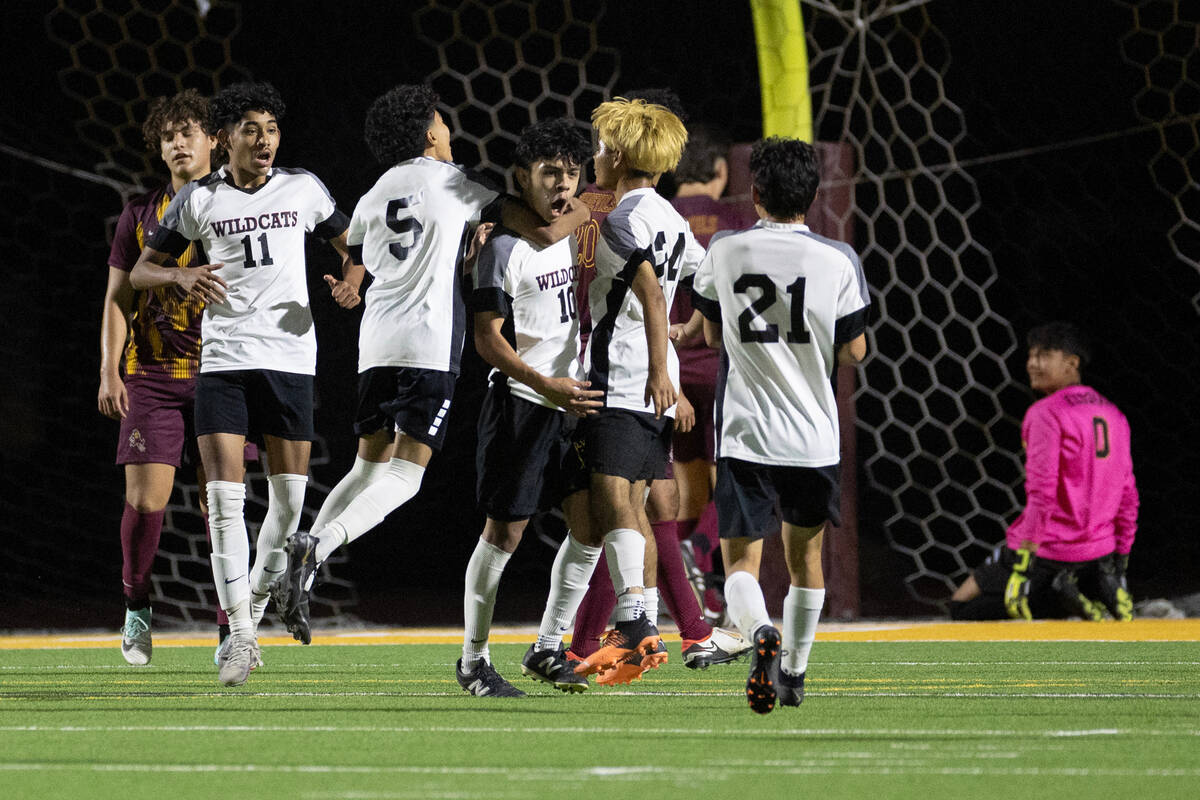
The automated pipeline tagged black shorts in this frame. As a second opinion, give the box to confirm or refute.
[715,457,840,540]
[194,369,313,440]
[580,407,672,483]
[355,366,457,451]
[475,383,587,521]
[968,547,1118,619]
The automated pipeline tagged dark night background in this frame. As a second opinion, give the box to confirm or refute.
[1,1,1197,630]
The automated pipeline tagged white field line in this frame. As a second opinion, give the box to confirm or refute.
[2,724,1199,737]
[6,660,1200,671]
[0,762,1198,779]
[1,689,1197,699]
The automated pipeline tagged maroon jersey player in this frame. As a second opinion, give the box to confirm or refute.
[99,89,219,665]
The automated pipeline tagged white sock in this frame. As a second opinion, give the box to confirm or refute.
[207,480,252,637]
[250,474,308,607]
[604,528,645,622]
[724,570,771,641]
[643,587,659,623]
[535,533,602,652]
[462,538,513,666]
[313,457,425,562]
[311,455,389,534]
[782,586,825,676]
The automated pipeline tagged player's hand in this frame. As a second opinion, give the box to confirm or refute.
[97,372,128,420]
[464,222,494,272]
[1004,547,1034,620]
[324,274,361,309]
[538,377,604,417]
[644,369,677,419]
[669,322,686,344]
[177,263,226,303]
[1097,552,1134,621]
[674,389,695,433]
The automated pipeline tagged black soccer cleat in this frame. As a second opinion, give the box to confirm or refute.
[269,531,319,645]
[521,645,589,693]
[456,658,526,698]
[776,668,806,707]
[746,624,781,714]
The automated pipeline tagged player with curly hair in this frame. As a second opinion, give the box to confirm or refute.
[100,88,222,666]
[269,85,588,649]
[690,136,869,713]
[131,81,363,687]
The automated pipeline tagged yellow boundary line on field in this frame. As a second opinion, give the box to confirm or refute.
[1,618,1197,650]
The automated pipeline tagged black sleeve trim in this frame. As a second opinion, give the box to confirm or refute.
[692,288,720,321]
[480,195,506,224]
[834,306,869,344]
[313,209,350,241]
[468,287,513,317]
[146,227,192,259]
[348,243,364,265]
[618,246,656,284]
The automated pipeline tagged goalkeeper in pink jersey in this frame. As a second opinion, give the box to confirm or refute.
[950,322,1138,621]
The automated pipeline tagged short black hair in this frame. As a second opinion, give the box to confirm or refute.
[210,82,285,131]
[514,119,591,170]
[142,88,213,151]
[364,84,440,166]
[749,137,819,219]
[673,122,731,184]
[622,87,688,124]
[1027,321,1091,368]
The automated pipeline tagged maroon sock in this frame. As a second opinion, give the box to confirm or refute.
[121,503,164,607]
[695,502,725,614]
[652,520,711,642]
[677,517,699,542]
[570,550,615,658]
[202,511,230,626]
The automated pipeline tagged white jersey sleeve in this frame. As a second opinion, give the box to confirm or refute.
[352,157,502,374]
[696,220,869,466]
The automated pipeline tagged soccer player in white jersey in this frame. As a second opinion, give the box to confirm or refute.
[269,85,588,645]
[131,82,363,687]
[569,98,706,681]
[455,119,601,697]
[690,137,869,714]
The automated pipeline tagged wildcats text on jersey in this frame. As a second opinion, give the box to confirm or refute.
[534,265,579,291]
[211,211,301,236]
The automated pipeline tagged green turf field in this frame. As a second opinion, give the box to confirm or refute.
[2,637,1198,799]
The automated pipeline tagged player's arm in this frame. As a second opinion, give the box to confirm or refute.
[323,230,365,310]
[669,308,705,346]
[702,316,722,349]
[837,333,867,365]
[501,196,590,248]
[630,260,676,417]
[674,387,695,433]
[130,246,226,303]
[98,267,134,420]
[473,311,602,417]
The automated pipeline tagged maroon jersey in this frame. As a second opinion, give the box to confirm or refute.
[670,194,755,385]
[572,184,617,357]
[108,184,205,380]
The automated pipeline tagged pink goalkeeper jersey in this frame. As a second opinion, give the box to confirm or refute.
[1005,384,1138,562]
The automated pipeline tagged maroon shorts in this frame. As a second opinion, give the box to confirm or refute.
[116,374,196,467]
[673,378,716,463]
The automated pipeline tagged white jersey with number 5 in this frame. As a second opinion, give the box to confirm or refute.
[348,157,500,374]
[151,165,347,375]
[692,220,870,467]
[584,187,704,415]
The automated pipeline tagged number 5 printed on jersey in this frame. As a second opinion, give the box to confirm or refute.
[386,193,425,261]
